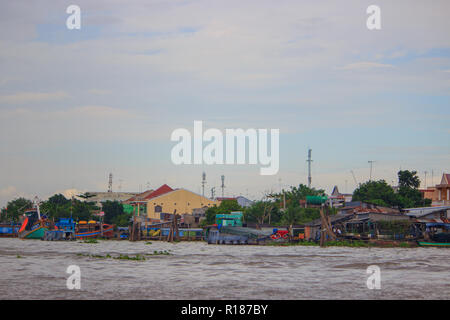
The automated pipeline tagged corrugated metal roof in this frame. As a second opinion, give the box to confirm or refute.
[405,206,450,217]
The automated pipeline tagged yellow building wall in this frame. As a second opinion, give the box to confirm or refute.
[147,189,220,219]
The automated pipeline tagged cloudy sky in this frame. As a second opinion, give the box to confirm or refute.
[0,0,449,206]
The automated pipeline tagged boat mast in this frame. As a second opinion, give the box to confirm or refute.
[34,196,41,220]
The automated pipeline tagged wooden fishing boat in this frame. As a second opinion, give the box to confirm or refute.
[18,202,52,239]
[75,220,114,239]
[418,241,450,247]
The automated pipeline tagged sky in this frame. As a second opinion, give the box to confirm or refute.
[0,0,449,206]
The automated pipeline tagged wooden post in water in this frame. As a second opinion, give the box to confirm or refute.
[320,206,336,247]
[167,210,179,243]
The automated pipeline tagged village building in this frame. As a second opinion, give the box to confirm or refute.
[216,196,254,208]
[419,173,450,206]
[435,174,450,206]
[146,187,220,220]
[404,206,450,221]
[329,186,353,207]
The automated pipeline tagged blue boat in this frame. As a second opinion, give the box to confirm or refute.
[0,223,20,237]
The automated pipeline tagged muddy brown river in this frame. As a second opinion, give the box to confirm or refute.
[0,238,449,299]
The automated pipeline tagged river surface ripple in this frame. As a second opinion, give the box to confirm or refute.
[0,238,449,299]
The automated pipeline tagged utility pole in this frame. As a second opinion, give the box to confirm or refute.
[432,170,434,186]
[307,149,313,188]
[368,161,375,181]
[210,187,215,200]
[424,171,428,188]
[202,172,206,197]
[351,170,359,187]
[221,175,225,198]
[108,173,113,193]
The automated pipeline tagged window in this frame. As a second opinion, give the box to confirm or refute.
[155,205,162,213]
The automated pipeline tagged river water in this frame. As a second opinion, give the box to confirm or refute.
[0,238,448,299]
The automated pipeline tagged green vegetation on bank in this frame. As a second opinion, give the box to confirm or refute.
[202,184,329,227]
[76,250,172,261]
[81,238,98,244]
[0,193,131,227]
[352,170,431,209]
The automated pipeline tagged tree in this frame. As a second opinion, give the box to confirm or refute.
[71,200,95,221]
[398,170,420,189]
[243,201,275,225]
[397,170,431,208]
[102,201,125,224]
[352,171,431,209]
[111,214,131,227]
[270,184,325,208]
[40,194,72,219]
[352,180,398,207]
[204,200,243,225]
[2,198,33,222]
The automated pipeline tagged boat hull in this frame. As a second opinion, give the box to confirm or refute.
[75,227,114,239]
[21,226,49,239]
[418,241,450,247]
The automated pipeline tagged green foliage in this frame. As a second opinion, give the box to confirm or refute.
[102,200,125,224]
[352,171,430,209]
[241,184,329,226]
[279,206,336,226]
[111,213,130,227]
[271,184,325,207]
[82,238,98,244]
[205,200,243,224]
[352,180,398,207]
[398,170,420,189]
[38,194,99,221]
[2,198,33,222]
[243,201,277,225]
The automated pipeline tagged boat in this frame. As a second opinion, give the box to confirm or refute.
[18,206,52,239]
[418,241,450,247]
[0,223,20,237]
[206,225,274,245]
[75,220,114,239]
